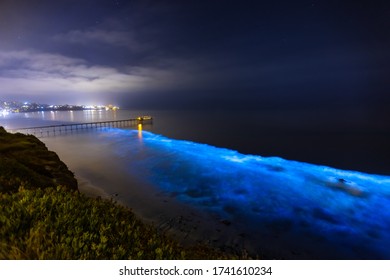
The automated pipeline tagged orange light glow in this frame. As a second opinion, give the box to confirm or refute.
[138,123,143,139]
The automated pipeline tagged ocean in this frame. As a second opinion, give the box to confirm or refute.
[1,109,390,259]
[3,108,389,174]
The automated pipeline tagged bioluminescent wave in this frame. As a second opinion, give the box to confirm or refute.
[103,128,390,259]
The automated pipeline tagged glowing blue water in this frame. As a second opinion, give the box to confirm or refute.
[105,128,390,259]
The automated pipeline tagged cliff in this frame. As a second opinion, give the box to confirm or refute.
[0,126,78,193]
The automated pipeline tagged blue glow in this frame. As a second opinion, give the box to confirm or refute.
[104,128,390,259]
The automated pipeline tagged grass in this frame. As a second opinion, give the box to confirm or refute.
[0,186,232,259]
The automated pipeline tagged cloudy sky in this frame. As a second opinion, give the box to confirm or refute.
[0,0,389,113]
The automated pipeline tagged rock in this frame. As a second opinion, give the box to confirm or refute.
[325,178,367,198]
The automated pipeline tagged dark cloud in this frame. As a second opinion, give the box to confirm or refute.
[0,50,159,104]
[0,0,389,115]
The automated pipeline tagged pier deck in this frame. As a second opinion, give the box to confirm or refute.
[9,117,152,137]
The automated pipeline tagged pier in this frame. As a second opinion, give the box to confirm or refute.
[9,117,152,138]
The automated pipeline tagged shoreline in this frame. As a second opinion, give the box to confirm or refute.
[72,168,253,255]
[0,127,241,259]
[40,132,267,256]
[76,175,111,199]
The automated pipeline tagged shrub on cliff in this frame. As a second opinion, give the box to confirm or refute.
[0,187,179,259]
[0,187,228,259]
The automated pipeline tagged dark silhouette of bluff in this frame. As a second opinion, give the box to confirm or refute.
[0,126,78,193]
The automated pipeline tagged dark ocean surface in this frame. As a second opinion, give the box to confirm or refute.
[2,109,389,175]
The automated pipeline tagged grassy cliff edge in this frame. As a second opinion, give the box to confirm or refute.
[0,127,78,193]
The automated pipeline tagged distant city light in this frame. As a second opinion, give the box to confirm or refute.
[0,100,120,114]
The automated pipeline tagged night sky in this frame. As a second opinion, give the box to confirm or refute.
[0,0,389,115]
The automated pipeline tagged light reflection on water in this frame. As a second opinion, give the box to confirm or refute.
[138,123,143,140]
[0,110,129,129]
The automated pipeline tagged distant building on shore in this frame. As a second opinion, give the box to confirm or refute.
[0,100,120,114]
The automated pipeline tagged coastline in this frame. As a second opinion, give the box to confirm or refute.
[39,130,262,255]
[70,163,253,254]
[76,175,111,199]
[65,164,358,259]
[0,127,237,259]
